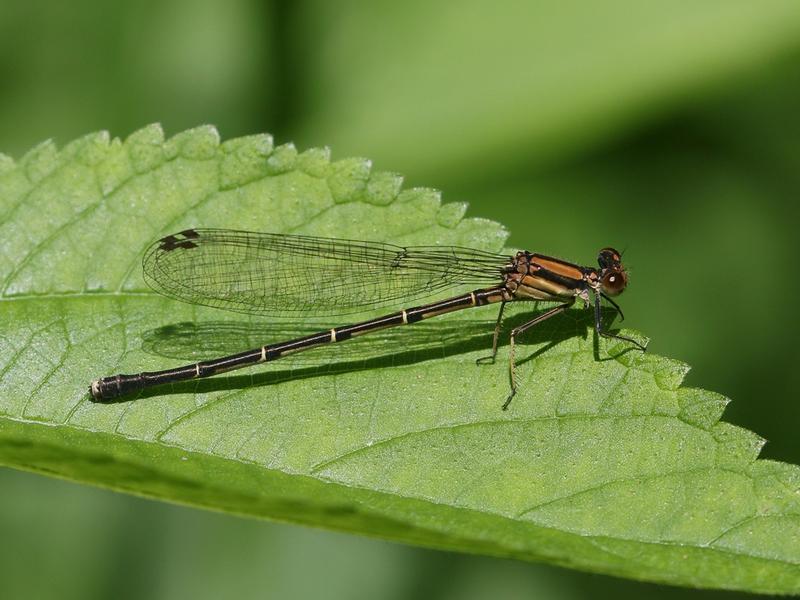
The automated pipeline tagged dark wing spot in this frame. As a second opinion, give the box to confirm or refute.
[159,229,200,251]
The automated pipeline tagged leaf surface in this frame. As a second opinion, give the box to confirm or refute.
[0,126,798,593]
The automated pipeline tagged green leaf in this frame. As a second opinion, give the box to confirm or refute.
[1,125,798,594]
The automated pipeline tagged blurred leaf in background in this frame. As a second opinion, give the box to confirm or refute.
[2,0,800,598]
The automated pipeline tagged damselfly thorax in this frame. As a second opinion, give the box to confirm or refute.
[505,248,626,304]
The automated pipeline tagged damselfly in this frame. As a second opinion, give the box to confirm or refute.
[90,229,645,407]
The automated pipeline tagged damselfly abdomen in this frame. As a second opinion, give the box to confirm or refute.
[90,229,645,408]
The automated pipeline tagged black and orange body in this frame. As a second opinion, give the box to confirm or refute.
[90,229,644,405]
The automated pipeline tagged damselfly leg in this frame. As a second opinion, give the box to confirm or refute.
[475,301,507,366]
[593,292,646,351]
[503,300,575,410]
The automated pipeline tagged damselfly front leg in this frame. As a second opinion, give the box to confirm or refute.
[593,291,646,351]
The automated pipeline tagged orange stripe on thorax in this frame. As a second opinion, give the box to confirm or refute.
[530,254,585,280]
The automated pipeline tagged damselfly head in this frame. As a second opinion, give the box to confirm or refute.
[597,247,628,296]
[597,247,622,269]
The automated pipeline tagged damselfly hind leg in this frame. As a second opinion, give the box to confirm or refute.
[502,301,574,410]
[476,301,506,365]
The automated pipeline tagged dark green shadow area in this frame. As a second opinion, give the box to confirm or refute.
[126,306,632,402]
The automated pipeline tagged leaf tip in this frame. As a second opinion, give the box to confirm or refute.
[164,125,220,161]
[126,123,166,145]
[436,202,468,228]
[125,123,167,173]
[296,146,332,178]
[397,186,441,207]
[751,460,800,513]
[712,422,766,467]
[364,171,403,206]
[219,134,275,189]
[220,133,274,156]
[327,157,372,203]
[265,143,298,175]
[677,387,729,429]
[61,130,111,167]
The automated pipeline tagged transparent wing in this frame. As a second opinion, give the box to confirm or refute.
[142,228,509,317]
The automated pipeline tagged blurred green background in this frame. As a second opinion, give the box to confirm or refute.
[2,1,799,598]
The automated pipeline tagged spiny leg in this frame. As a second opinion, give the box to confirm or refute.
[503,301,574,410]
[476,301,507,365]
[594,291,646,351]
[601,292,625,321]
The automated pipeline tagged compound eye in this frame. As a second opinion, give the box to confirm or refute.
[598,247,622,269]
[602,271,627,296]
